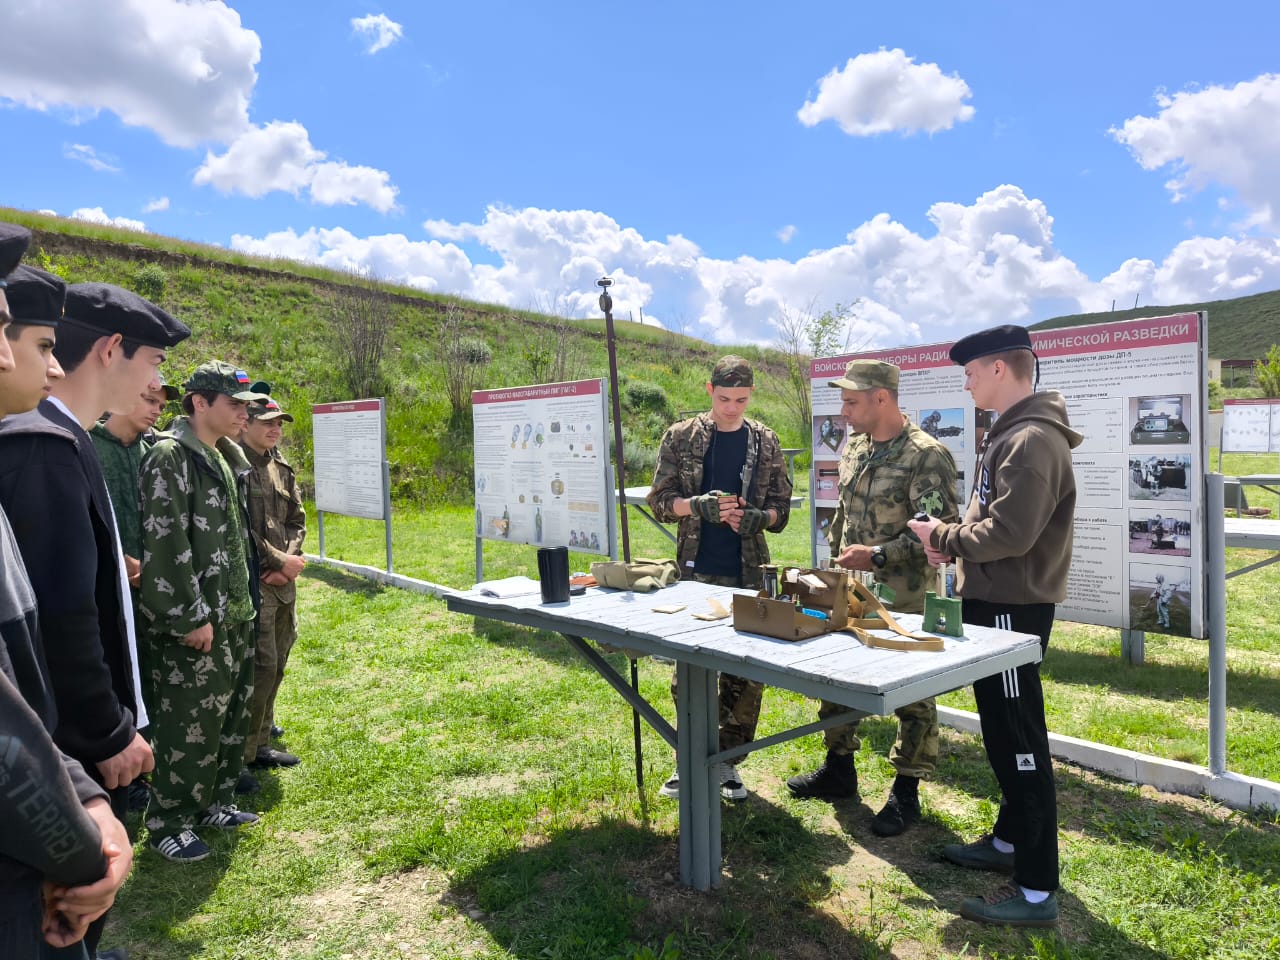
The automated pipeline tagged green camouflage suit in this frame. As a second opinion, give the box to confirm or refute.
[823,416,958,775]
[647,412,792,752]
[242,443,306,761]
[138,417,258,835]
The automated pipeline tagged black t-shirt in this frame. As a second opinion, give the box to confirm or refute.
[695,426,747,577]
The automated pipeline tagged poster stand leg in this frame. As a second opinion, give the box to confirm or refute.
[1207,474,1227,775]
[317,511,325,559]
[1120,629,1145,665]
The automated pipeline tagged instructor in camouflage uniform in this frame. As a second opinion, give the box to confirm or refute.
[647,356,792,800]
[786,360,958,838]
[240,394,306,771]
[138,362,268,863]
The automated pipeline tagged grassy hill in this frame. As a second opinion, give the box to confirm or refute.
[1031,289,1280,360]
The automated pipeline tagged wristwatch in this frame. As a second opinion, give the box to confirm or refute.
[870,545,887,569]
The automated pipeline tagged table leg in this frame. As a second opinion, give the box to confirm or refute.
[676,659,721,890]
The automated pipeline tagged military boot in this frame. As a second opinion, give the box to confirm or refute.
[786,750,858,800]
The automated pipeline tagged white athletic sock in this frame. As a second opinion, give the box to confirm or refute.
[1020,886,1051,903]
[992,836,1015,854]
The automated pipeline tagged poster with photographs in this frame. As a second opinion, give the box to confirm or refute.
[809,312,1207,637]
[472,379,615,555]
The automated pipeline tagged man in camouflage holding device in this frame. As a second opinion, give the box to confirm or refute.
[786,359,958,838]
[647,355,793,800]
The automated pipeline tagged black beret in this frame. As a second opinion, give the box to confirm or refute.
[0,222,32,282]
[62,282,191,348]
[949,324,1034,366]
[5,265,65,327]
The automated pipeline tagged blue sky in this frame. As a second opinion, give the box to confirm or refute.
[4,1,1280,348]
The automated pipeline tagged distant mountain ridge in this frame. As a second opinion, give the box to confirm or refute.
[1031,289,1280,360]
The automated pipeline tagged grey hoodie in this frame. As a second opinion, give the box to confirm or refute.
[932,390,1083,605]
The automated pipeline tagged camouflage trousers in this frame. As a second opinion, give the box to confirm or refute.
[819,697,939,778]
[142,619,255,837]
[670,572,764,755]
[244,593,298,761]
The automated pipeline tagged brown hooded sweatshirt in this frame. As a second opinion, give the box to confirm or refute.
[932,390,1083,605]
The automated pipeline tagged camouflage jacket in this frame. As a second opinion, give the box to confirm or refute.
[244,444,306,604]
[90,423,154,560]
[647,413,792,587]
[829,416,958,613]
[138,417,259,638]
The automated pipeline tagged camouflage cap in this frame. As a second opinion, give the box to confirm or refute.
[248,396,294,423]
[184,361,271,402]
[828,359,899,392]
[155,372,180,402]
[710,355,753,387]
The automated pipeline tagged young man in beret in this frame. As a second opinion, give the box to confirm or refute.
[647,355,793,800]
[910,324,1081,928]
[787,359,958,838]
[138,362,267,862]
[0,224,133,958]
[239,394,307,772]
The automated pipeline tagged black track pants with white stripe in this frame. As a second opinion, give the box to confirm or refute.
[963,598,1059,892]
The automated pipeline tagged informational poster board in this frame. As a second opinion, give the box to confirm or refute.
[472,379,615,555]
[312,398,389,520]
[1222,398,1280,452]
[810,313,1208,638]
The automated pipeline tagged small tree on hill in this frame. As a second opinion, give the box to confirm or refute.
[772,299,863,436]
[1255,344,1280,398]
[327,284,391,399]
[441,301,492,418]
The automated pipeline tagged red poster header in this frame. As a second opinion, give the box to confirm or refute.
[472,378,602,405]
[811,312,1201,378]
[313,399,383,415]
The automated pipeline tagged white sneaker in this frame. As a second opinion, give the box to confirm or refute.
[718,762,747,801]
[659,769,680,799]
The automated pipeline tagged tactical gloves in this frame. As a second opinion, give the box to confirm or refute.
[689,492,726,524]
[737,505,768,535]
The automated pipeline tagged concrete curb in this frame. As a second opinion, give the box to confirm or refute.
[938,706,1280,812]
[304,554,456,600]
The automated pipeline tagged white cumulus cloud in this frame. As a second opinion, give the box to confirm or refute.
[71,207,146,232]
[195,121,399,212]
[1111,74,1280,230]
[798,48,975,137]
[231,187,1111,348]
[351,13,404,54]
[777,225,797,244]
[143,197,170,213]
[0,0,259,148]
[63,143,120,173]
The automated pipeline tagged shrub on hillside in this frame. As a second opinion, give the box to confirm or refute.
[134,263,168,301]
[624,381,670,417]
[1208,379,1223,409]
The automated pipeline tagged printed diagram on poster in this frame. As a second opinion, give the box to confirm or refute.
[312,399,387,520]
[472,379,613,553]
[809,312,1208,638]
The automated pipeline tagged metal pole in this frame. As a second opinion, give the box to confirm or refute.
[598,277,644,794]
[1206,473,1228,775]
[318,510,326,558]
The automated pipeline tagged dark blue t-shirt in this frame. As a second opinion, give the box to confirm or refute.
[695,426,747,578]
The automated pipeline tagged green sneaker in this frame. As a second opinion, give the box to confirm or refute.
[959,884,1058,928]
[942,833,1015,873]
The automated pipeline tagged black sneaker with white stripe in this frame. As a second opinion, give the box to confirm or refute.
[151,829,211,863]
[197,804,260,829]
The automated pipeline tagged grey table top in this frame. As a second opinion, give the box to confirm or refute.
[447,580,1042,714]
[1224,517,1280,549]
